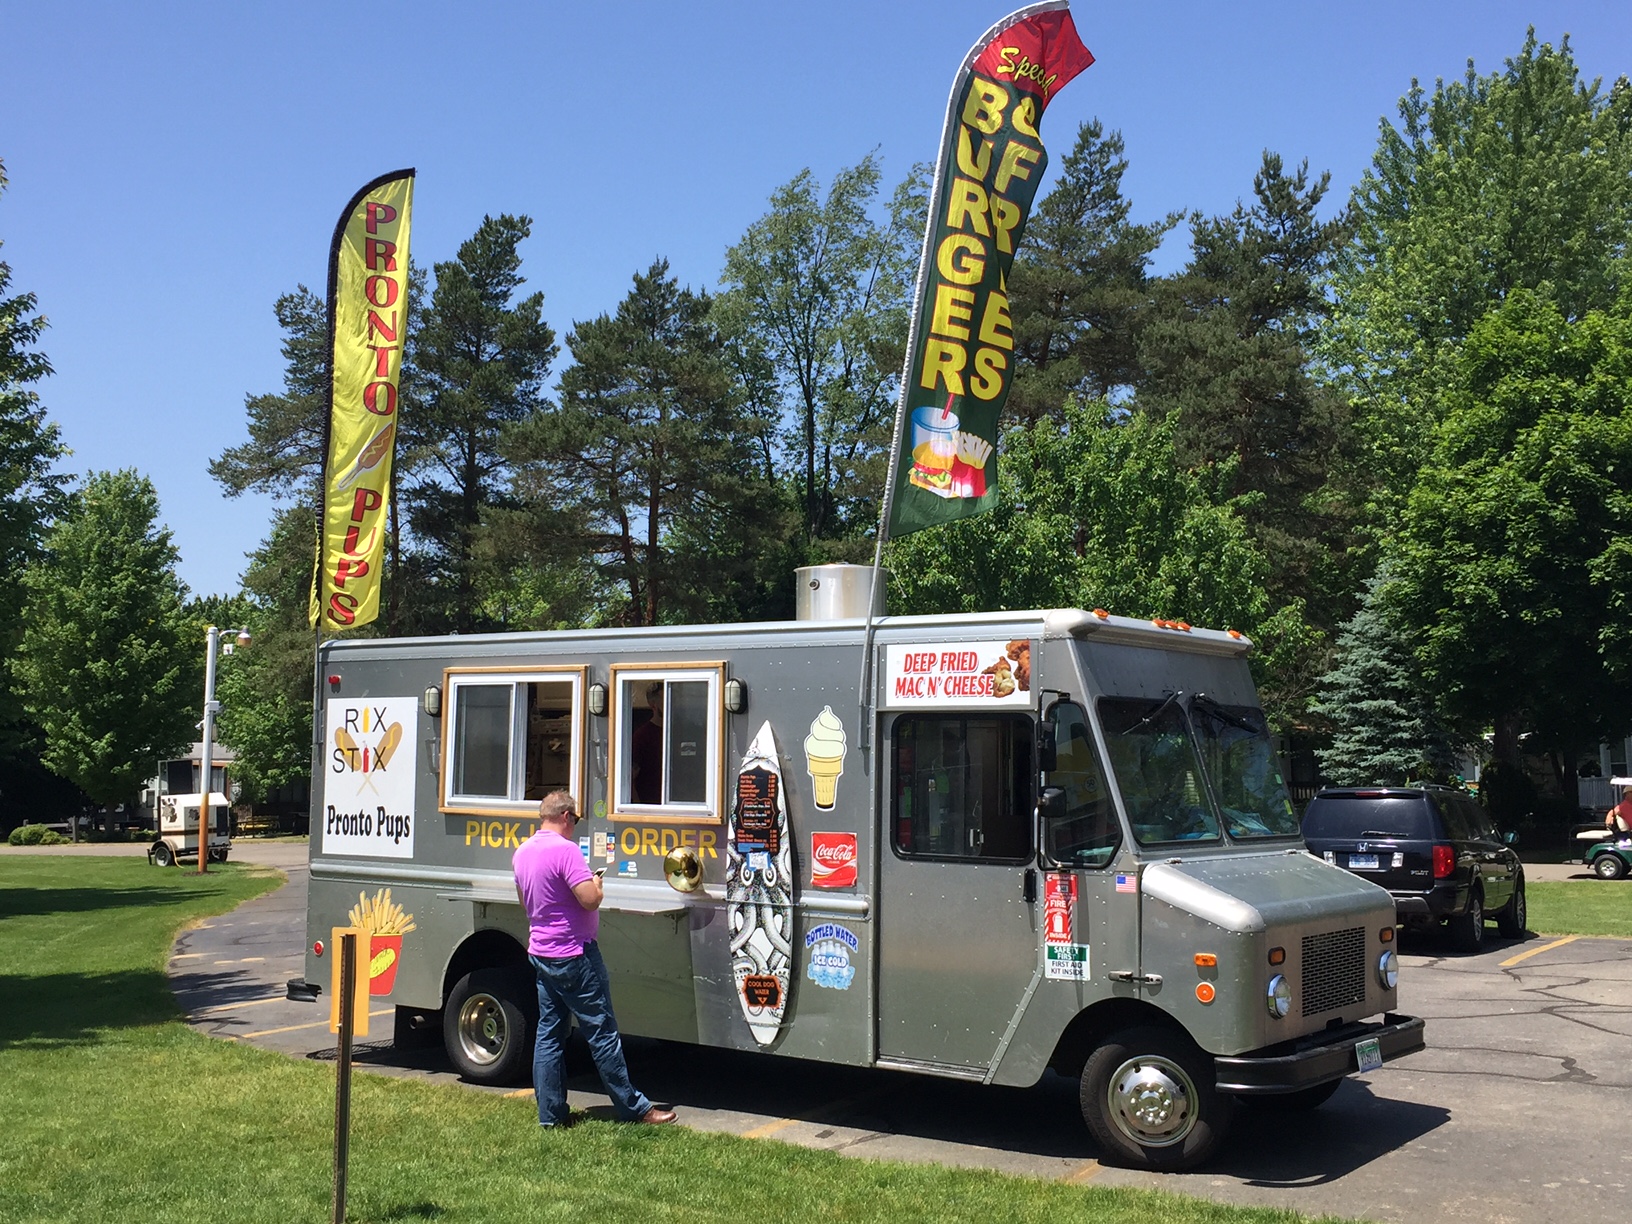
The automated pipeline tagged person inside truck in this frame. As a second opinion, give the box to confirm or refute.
[513,791,676,1128]
[631,682,664,804]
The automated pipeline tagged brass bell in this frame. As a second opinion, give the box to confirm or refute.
[663,845,703,893]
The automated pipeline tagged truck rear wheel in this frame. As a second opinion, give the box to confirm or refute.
[1080,1025,1235,1170]
[152,841,174,868]
[443,967,534,1086]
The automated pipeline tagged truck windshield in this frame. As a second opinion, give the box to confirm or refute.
[1187,696,1301,839]
[1098,696,1221,845]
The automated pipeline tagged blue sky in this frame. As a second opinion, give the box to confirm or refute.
[3,1,1628,598]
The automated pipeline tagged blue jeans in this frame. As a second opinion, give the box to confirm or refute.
[530,940,651,1126]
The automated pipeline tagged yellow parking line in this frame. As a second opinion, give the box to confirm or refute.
[1063,1160,1103,1183]
[1499,934,1578,968]
[190,996,290,1016]
[742,1117,798,1139]
[501,1088,534,1099]
[236,1008,392,1039]
[740,1088,890,1140]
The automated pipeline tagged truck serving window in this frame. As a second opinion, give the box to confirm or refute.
[441,669,585,814]
[1042,701,1121,868]
[1098,696,1221,846]
[891,714,1032,861]
[1187,697,1301,839]
[609,663,723,822]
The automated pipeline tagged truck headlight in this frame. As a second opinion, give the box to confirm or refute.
[1377,949,1399,990]
[1266,974,1291,1019]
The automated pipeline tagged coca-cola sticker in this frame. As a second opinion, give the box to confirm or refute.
[810,832,858,889]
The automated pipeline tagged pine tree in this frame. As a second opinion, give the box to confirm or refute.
[403,215,557,632]
[1312,568,1462,786]
[509,259,788,626]
[1007,119,1178,421]
[0,158,69,761]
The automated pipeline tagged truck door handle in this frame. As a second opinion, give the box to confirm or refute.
[1023,868,1038,903]
[1108,971,1163,986]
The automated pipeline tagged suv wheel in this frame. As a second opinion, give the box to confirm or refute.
[1450,890,1485,953]
[1496,876,1527,938]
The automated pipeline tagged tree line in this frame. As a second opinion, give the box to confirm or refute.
[3,32,1630,831]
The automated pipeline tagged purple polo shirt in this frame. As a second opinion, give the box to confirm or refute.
[513,828,597,958]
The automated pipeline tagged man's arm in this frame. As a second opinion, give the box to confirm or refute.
[571,873,604,911]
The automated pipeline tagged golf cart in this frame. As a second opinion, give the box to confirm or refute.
[1576,776,1632,880]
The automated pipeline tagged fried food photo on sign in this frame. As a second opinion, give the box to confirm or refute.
[982,656,1016,698]
[1005,640,1032,691]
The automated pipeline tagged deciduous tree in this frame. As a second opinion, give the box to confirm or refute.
[716,156,926,555]
[12,471,195,810]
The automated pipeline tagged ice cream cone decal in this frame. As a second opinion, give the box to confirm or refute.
[804,706,847,811]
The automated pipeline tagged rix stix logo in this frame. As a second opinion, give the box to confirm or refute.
[331,704,403,787]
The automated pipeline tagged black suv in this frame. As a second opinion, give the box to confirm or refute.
[1301,786,1525,952]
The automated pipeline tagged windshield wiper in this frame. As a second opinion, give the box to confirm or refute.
[1189,692,1261,735]
[1121,690,1184,736]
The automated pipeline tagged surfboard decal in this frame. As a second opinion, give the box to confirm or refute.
[726,721,794,1046]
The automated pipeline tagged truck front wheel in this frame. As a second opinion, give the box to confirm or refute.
[1080,1026,1235,1171]
[443,967,534,1086]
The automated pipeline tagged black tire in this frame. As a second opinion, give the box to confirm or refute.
[1496,875,1527,938]
[1239,1078,1343,1112]
[1593,853,1627,881]
[152,841,174,868]
[1080,1025,1235,1171]
[443,967,535,1086]
[1449,889,1485,953]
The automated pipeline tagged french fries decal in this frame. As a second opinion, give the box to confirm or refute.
[348,888,415,996]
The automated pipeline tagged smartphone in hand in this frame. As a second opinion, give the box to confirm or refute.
[593,867,606,879]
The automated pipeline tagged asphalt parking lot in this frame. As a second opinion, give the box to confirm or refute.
[160,844,1632,1223]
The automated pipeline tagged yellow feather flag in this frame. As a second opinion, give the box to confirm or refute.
[310,169,415,630]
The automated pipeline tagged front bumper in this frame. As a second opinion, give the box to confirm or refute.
[1214,1013,1425,1095]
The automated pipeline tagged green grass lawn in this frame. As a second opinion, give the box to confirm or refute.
[0,857,1345,1224]
[1525,880,1632,938]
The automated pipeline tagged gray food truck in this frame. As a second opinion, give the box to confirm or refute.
[291,566,1422,1169]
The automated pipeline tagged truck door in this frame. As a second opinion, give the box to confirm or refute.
[877,712,1039,1071]
[1038,699,1139,991]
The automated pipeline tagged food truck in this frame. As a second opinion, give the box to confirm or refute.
[290,566,1422,1169]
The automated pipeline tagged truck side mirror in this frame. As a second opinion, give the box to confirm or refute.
[1037,724,1057,774]
[1037,786,1067,820]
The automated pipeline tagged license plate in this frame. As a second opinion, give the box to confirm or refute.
[1347,854,1379,870]
[1355,1037,1383,1073]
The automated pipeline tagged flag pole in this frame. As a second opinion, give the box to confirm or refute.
[858,2,1072,753]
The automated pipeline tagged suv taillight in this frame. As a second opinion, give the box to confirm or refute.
[1432,844,1455,879]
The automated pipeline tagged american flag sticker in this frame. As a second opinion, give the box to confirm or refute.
[1115,873,1137,893]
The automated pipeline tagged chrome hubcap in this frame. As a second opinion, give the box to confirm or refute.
[457,994,505,1065]
[1107,1055,1198,1147]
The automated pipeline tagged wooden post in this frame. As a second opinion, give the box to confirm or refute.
[332,931,357,1224]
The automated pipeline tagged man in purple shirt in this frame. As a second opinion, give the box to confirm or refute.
[513,791,676,1128]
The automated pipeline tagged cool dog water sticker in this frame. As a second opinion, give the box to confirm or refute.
[324,697,416,858]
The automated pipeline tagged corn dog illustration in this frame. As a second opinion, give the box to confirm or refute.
[335,421,395,492]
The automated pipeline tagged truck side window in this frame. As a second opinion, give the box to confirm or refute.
[1042,702,1120,868]
[442,670,585,813]
[609,663,724,821]
[891,714,1032,861]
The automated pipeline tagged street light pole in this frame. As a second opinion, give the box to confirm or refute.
[197,625,250,875]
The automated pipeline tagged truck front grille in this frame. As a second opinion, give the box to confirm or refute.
[1301,927,1366,1017]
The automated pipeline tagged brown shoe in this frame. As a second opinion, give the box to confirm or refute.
[637,1106,677,1125]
